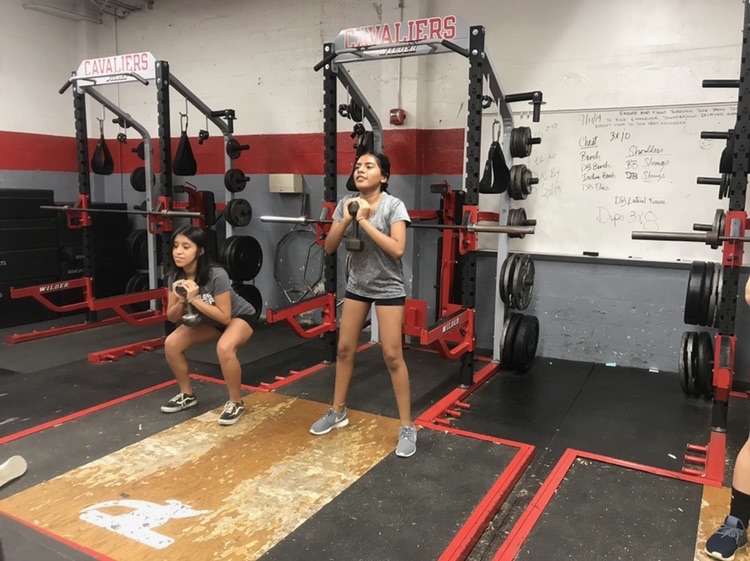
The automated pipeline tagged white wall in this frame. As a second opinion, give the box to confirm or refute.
[3,1,743,138]
[0,1,93,135]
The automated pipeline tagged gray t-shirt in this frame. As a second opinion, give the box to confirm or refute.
[168,265,255,328]
[333,192,411,299]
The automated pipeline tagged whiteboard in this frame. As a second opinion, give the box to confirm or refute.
[505,103,737,262]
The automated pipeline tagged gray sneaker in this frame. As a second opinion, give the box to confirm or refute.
[310,408,349,435]
[395,425,417,457]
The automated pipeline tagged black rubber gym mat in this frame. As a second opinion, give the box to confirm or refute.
[259,429,520,561]
[552,364,711,470]
[276,345,465,418]
[0,353,175,440]
[0,379,231,499]
[0,513,99,561]
[181,324,327,385]
[451,358,594,447]
[512,457,701,561]
[0,320,165,373]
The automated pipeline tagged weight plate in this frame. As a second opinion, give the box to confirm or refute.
[501,312,523,369]
[233,283,262,323]
[696,331,714,399]
[226,235,263,281]
[498,253,513,305]
[510,127,532,159]
[508,165,521,201]
[512,314,539,374]
[503,253,520,309]
[513,254,535,311]
[704,263,721,326]
[224,168,248,193]
[684,261,706,325]
[520,166,534,197]
[699,262,713,326]
[685,331,700,396]
[678,331,689,396]
[226,198,253,227]
[690,331,703,398]
[712,265,724,328]
[126,272,150,312]
[126,229,148,270]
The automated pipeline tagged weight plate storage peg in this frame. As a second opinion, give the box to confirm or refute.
[225,198,253,227]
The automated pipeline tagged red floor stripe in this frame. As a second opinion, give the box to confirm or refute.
[492,448,716,561]
[0,508,116,560]
[0,379,177,446]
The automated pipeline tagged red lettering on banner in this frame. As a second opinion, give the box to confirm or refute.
[443,15,456,40]
[414,18,429,41]
[429,17,442,40]
[381,24,393,44]
[345,28,356,49]
[394,21,403,41]
[407,20,416,42]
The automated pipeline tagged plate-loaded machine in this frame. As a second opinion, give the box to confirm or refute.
[5,53,246,358]
[261,16,542,387]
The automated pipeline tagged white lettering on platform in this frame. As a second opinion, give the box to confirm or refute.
[80,499,210,549]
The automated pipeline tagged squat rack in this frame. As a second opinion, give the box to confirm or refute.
[6,54,244,350]
[58,52,243,290]
[312,16,543,385]
[631,0,750,482]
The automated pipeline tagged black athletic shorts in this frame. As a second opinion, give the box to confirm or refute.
[345,290,405,306]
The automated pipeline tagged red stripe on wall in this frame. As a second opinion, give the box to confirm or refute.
[0,129,465,176]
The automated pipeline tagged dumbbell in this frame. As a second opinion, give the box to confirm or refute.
[174,284,202,326]
[344,200,364,252]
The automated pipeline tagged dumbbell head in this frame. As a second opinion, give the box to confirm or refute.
[345,237,364,252]
[348,201,360,217]
[182,311,202,326]
[174,284,188,297]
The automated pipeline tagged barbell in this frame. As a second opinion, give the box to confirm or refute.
[41,205,203,219]
[260,214,535,236]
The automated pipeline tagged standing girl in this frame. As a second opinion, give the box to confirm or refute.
[309,151,417,457]
[162,225,256,425]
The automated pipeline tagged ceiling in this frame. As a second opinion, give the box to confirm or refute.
[23,0,155,23]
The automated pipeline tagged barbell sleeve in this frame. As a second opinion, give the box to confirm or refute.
[632,230,750,243]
